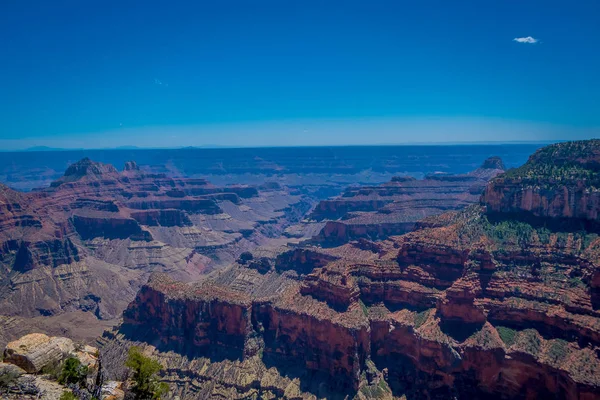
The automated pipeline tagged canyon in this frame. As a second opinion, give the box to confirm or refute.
[3,142,599,399]
[0,147,518,353]
[304,156,506,245]
[0,157,311,349]
[101,141,600,399]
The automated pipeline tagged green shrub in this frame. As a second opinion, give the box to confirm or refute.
[125,346,169,400]
[59,392,77,400]
[519,329,541,356]
[58,357,88,385]
[548,339,570,363]
[497,326,517,347]
[0,368,20,388]
[414,309,431,329]
[358,299,368,317]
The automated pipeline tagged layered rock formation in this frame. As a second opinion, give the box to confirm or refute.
[308,157,505,244]
[0,158,312,347]
[110,142,600,399]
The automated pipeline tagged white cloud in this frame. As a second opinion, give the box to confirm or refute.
[513,36,539,44]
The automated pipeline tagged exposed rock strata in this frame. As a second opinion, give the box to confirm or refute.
[3,333,97,373]
[309,157,505,244]
[0,158,312,347]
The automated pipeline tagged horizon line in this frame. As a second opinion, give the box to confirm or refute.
[0,139,569,153]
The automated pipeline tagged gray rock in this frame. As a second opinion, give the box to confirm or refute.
[3,333,74,373]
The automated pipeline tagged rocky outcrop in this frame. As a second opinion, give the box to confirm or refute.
[481,156,506,171]
[51,157,119,187]
[123,160,139,172]
[1,333,101,400]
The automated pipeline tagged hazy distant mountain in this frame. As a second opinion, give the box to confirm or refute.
[24,146,70,152]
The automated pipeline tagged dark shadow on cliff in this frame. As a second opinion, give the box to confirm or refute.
[439,319,485,342]
[372,353,455,400]
[486,211,600,234]
[118,323,244,363]
[478,270,494,291]
[373,354,527,400]
[261,353,357,400]
[591,287,600,311]
[383,300,432,313]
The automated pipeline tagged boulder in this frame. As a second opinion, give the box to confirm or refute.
[74,344,99,369]
[3,333,74,373]
[102,380,125,400]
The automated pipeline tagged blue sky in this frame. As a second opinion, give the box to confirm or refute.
[1,0,599,149]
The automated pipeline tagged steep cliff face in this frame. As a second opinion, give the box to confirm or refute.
[130,209,193,227]
[255,300,370,390]
[120,272,370,391]
[71,214,148,240]
[123,274,252,357]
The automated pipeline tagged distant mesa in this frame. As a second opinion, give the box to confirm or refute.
[481,156,506,170]
[308,156,506,244]
[51,158,118,186]
[23,146,66,152]
[123,160,140,171]
[390,175,417,183]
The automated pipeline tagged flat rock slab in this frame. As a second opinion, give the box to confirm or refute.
[3,333,74,373]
